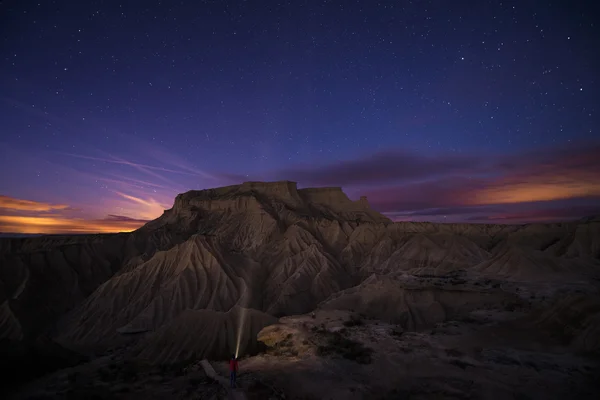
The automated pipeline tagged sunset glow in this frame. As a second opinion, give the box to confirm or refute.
[1,142,598,233]
[0,214,147,234]
[1,0,597,233]
[471,180,600,205]
[0,195,71,212]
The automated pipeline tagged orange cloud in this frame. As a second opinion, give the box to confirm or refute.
[113,191,169,220]
[0,215,148,234]
[0,192,162,234]
[467,145,600,205]
[469,172,600,205]
[0,195,71,212]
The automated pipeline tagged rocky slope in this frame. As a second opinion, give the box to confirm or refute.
[1,181,599,398]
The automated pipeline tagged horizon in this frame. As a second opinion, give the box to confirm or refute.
[0,179,598,237]
[1,1,598,234]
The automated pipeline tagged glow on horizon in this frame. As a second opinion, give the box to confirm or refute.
[1,143,599,233]
[0,191,168,234]
[471,180,600,205]
[0,214,148,234]
[0,144,221,234]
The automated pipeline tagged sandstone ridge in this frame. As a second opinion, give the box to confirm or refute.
[157,181,389,229]
[1,181,599,398]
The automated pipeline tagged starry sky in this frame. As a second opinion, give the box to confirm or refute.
[0,0,599,234]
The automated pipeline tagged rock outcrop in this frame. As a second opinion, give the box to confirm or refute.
[1,181,599,367]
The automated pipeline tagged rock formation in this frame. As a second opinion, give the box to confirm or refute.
[1,181,599,398]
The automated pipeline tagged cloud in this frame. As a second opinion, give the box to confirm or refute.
[105,214,151,223]
[468,143,600,205]
[363,176,600,215]
[0,112,238,234]
[93,175,171,190]
[0,195,72,212]
[382,198,600,224]
[466,204,600,224]
[61,152,216,179]
[113,191,169,220]
[3,139,599,231]
[261,141,600,223]
[180,142,600,224]
[266,141,598,184]
[358,176,484,212]
[0,193,157,234]
[273,150,484,186]
[0,214,149,234]
[0,142,209,234]
[469,178,600,205]
[385,205,503,218]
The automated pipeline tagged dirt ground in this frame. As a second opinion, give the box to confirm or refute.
[214,309,600,400]
[6,306,599,400]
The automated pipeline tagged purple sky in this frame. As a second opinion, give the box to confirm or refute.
[0,0,598,233]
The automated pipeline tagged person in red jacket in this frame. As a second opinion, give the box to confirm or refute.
[229,354,239,388]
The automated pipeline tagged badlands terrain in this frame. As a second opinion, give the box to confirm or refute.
[0,181,599,399]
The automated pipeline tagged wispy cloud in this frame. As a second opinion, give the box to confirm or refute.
[259,141,600,223]
[0,139,234,233]
[0,194,152,234]
[0,195,71,212]
[113,191,168,220]
[2,136,598,231]
[269,142,600,188]
[275,150,484,186]
[0,214,149,234]
[60,152,212,178]
[95,175,170,190]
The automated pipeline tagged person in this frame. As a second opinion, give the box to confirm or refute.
[229,354,239,388]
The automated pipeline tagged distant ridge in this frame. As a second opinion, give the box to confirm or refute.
[0,233,95,238]
[0,233,45,238]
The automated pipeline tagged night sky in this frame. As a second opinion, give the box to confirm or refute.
[1,0,599,234]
